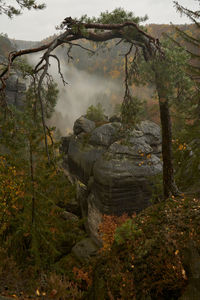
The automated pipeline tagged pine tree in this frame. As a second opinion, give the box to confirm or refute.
[132,39,192,197]
[0,60,78,269]
[173,0,200,121]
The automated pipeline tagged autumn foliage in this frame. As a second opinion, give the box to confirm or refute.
[0,156,25,234]
[88,195,200,299]
[98,214,129,251]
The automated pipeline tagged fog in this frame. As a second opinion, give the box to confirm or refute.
[28,53,123,136]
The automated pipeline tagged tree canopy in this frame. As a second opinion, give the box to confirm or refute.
[173,0,200,120]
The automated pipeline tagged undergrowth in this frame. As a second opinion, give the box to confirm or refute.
[87,195,200,299]
[1,194,200,299]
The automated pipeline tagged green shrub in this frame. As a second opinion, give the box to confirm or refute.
[86,103,105,122]
[121,95,145,127]
[114,219,142,245]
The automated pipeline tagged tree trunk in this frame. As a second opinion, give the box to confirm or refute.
[159,99,178,198]
[29,139,35,224]
[155,75,179,199]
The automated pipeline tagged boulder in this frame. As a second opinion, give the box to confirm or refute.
[72,237,99,262]
[89,122,121,147]
[61,211,79,222]
[73,116,95,135]
[136,120,162,154]
[136,120,161,145]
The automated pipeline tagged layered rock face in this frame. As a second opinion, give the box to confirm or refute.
[5,72,26,107]
[0,37,26,108]
[61,116,162,243]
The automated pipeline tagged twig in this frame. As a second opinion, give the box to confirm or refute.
[68,42,95,54]
[67,44,73,62]
[124,43,134,101]
[49,54,68,85]
[37,58,50,163]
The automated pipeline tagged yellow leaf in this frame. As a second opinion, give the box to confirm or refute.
[182,268,187,279]
[36,289,40,296]
[178,144,184,151]
[175,250,179,255]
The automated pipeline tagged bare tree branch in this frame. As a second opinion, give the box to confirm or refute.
[49,54,68,85]
[66,44,73,62]
[68,42,95,54]
[37,57,50,163]
[123,43,134,102]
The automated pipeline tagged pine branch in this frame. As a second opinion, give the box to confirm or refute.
[172,26,200,47]
[174,1,200,20]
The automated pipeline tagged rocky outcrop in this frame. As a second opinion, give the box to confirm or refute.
[0,36,26,108]
[61,116,162,243]
[4,72,26,108]
[73,116,95,135]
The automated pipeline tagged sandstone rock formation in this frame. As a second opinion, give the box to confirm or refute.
[61,116,163,243]
[0,35,26,108]
[5,72,26,108]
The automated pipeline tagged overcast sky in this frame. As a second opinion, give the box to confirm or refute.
[0,0,199,41]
